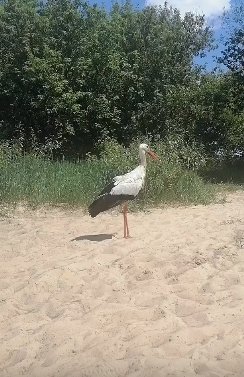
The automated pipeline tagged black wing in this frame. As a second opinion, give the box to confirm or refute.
[97,179,116,197]
[88,178,134,218]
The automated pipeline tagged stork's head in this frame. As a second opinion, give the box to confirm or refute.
[139,143,158,161]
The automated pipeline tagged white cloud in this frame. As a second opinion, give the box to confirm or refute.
[146,0,231,18]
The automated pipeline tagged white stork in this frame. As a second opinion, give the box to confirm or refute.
[88,143,158,238]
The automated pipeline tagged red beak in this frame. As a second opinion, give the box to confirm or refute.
[147,149,159,161]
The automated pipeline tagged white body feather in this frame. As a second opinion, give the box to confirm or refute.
[110,165,146,197]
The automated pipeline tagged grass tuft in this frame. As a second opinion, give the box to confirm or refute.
[0,139,217,211]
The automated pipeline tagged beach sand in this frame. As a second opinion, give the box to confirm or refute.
[1,191,244,377]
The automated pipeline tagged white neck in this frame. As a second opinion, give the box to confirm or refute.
[139,148,146,167]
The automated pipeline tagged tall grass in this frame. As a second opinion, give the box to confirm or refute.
[0,139,216,211]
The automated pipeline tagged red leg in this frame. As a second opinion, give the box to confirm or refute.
[123,204,127,238]
[123,202,131,239]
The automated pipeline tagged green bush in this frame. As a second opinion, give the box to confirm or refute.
[0,139,215,210]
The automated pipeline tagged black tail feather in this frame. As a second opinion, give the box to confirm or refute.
[88,194,134,217]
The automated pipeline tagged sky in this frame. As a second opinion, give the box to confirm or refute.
[146,0,230,16]
[88,0,242,72]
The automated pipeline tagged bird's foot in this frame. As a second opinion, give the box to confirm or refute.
[124,235,132,239]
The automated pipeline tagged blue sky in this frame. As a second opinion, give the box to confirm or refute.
[88,0,242,71]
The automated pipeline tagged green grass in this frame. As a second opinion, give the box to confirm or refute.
[200,157,244,186]
[0,140,223,211]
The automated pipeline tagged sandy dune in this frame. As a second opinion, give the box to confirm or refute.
[1,192,244,377]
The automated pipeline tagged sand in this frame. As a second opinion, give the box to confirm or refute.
[0,191,244,377]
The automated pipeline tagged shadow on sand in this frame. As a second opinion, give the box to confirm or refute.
[71,233,114,242]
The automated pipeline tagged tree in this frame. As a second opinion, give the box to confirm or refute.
[0,0,41,149]
[218,0,244,111]
[0,0,214,157]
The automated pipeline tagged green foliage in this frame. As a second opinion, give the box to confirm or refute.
[217,0,244,139]
[0,0,213,157]
[0,0,243,162]
[0,140,215,208]
[219,29,244,76]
